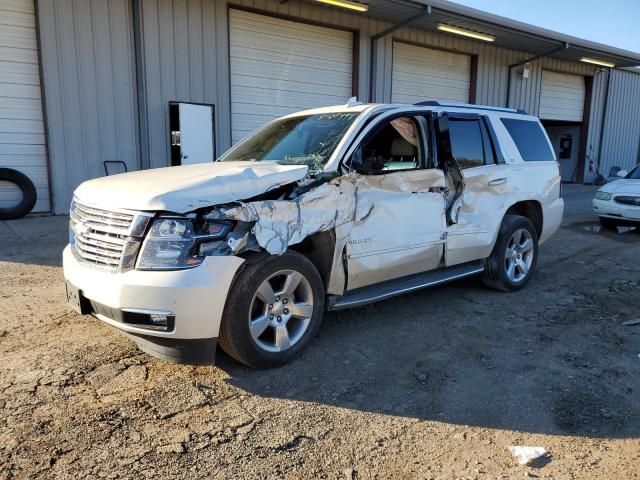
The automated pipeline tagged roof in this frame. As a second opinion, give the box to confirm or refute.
[310,0,640,68]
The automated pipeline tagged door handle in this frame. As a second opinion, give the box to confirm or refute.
[488,177,507,186]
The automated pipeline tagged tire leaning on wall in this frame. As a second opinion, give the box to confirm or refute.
[0,168,37,220]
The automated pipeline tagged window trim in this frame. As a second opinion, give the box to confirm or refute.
[344,113,430,175]
[445,114,490,170]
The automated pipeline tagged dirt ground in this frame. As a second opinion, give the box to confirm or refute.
[1,184,639,479]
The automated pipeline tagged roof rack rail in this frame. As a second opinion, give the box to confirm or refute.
[413,100,528,115]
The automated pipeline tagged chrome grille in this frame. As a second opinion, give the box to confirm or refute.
[70,199,151,271]
[614,195,640,206]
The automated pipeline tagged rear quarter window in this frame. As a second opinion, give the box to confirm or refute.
[501,118,555,162]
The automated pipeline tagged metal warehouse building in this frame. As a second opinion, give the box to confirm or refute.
[2,0,640,215]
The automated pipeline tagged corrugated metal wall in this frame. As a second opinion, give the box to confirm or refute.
[37,0,139,214]
[34,0,640,211]
[0,0,49,212]
[599,69,640,175]
[137,0,375,167]
[136,0,227,169]
[583,69,609,183]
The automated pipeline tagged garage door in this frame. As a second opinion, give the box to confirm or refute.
[229,9,353,144]
[539,70,585,122]
[392,42,471,104]
[0,0,49,212]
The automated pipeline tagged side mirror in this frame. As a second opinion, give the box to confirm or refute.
[616,169,628,178]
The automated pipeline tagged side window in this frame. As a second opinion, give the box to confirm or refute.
[356,117,423,174]
[448,119,486,169]
[501,118,555,161]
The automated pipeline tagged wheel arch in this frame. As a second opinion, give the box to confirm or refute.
[504,200,543,238]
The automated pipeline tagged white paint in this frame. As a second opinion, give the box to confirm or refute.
[0,0,49,212]
[346,170,448,290]
[229,9,353,144]
[63,246,244,339]
[73,161,309,213]
[593,176,640,222]
[391,42,471,104]
[178,103,214,165]
[539,70,585,122]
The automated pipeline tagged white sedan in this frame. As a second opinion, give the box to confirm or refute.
[593,164,640,228]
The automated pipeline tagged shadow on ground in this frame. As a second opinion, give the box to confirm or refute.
[218,250,640,440]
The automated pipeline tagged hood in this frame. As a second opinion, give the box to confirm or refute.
[600,178,640,195]
[73,161,309,213]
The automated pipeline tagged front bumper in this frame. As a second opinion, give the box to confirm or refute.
[592,198,640,223]
[63,246,244,363]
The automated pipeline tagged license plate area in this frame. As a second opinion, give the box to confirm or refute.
[66,281,90,314]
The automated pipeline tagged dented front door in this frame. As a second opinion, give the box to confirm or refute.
[346,169,447,290]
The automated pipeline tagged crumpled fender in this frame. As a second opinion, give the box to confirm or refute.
[222,173,373,256]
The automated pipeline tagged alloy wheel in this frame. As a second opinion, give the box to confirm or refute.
[248,269,314,353]
[504,228,534,283]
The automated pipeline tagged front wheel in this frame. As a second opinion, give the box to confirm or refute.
[219,251,324,368]
[482,214,539,292]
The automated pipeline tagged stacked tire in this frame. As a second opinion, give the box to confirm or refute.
[0,168,37,220]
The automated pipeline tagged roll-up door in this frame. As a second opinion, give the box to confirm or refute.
[229,9,354,144]
[539,70,585,122]
[392,42,471,104]
[0,0,49,212]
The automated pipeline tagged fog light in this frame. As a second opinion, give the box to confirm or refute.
[121,308,176,332]
[149,314,169,326]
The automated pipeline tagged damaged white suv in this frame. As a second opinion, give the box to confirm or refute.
[64,101,564,368]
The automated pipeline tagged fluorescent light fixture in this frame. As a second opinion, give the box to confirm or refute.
[580,57,615,68]
[437,24,495,42]
[316,0,368,12]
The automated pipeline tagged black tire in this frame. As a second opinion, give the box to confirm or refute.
[599,216,618,230]
[219,251,325,368]
[482,214,539,292]
[0,168,37,220]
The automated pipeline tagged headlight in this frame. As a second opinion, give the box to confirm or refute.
[595,191,612,201]
[137,217,232,270]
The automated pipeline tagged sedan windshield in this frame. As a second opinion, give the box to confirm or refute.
[219,112,359,174]
[625,165,640,179]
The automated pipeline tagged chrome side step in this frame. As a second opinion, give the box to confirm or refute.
[327,261,485,311]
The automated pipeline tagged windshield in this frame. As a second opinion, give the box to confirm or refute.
[625,165,640,179]
[219,112,359,174]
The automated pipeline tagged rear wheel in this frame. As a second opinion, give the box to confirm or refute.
[482,215,538,292]
[219,251,324,368]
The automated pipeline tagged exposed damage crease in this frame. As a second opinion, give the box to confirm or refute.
[221,173,373,256]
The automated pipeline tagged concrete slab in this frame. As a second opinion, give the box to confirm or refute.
[3,215,69,237]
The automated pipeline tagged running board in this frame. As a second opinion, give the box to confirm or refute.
[327,261,485,311]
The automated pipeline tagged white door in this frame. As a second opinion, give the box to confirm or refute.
[392,42,471,104]
[229,9,353,144]
[0,0,49,212]
[539,71,585,122]
[347,171,447,290]
[178,103,214,165]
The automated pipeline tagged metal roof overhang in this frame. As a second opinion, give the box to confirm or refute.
[305,0,640,68]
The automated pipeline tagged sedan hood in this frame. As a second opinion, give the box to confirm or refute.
[73,161,309,213]
[601,178,640,195]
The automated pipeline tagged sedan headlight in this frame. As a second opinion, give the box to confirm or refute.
[595,191,612,201]
[137,217,232,270]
